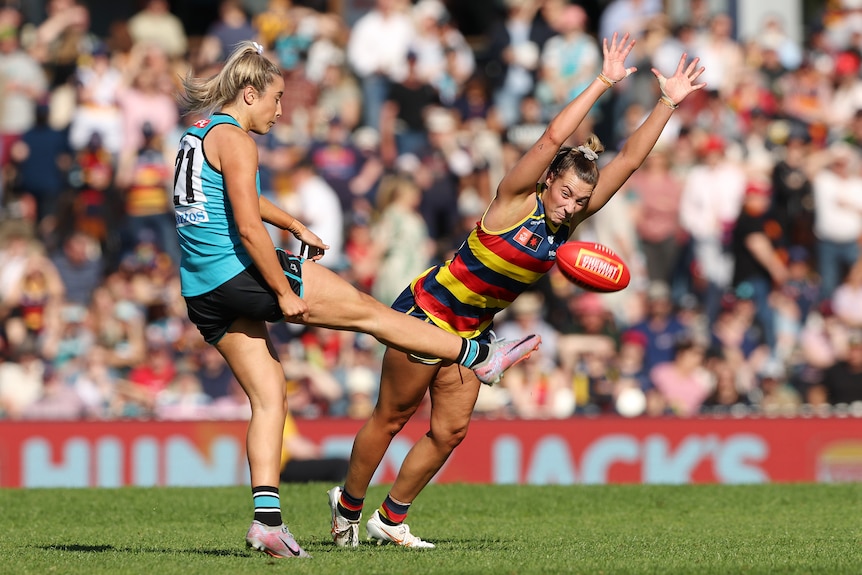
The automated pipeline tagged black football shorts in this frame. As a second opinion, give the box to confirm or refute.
[185,248,304,344]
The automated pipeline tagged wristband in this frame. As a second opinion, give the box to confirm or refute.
[597,73,616,88]
[659,95,679,110]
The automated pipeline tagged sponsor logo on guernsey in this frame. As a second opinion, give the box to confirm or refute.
[575,249,623,283]
[175,206,209,227]
[514,226,543,252]
[193,118,211,128]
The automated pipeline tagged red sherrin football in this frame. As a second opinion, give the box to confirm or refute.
[555,241,631,293]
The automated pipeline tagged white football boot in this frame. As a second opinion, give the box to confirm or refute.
[366,510,435,549]
[327,486,359,548]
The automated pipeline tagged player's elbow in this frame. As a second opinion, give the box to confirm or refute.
[614,146,647,174]
[543,125,570,149]
[235,219,266,245]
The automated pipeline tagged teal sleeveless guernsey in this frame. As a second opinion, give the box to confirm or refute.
[173,113,257,297]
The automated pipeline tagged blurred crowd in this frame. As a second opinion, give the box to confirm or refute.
[2,0,862,422]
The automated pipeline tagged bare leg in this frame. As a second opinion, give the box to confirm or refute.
[388,363,481,503]
[216,317,286,487]
[300,262,465,361]
[343,347,439,499]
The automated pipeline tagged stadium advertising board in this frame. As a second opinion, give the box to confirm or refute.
[0,418,860,488]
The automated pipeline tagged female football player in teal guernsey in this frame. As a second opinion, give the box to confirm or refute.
[328,33,707,548]
[173,41,539,559]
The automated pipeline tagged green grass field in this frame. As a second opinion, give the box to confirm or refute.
[1,483,860,574]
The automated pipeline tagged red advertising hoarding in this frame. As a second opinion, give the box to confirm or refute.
[1,417,860,488]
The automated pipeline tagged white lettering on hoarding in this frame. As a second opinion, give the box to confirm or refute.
[22,435,247,488]
[18,431,771,487]
[97,437,122,487]
[493,434,769,485]
[526,436,577,484]
[133,437,159,486]
[24,438,89,487]
[713,434,769,483]
[165,437,242,486]
[493,436,521,484]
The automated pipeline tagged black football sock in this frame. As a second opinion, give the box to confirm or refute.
[252,485,282,527]
[457,339,490,368]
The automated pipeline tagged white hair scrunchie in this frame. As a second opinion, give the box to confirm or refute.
[577,145,598,162]
[252,41,264,55]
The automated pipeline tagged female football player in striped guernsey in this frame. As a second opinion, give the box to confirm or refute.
[173,40,540,559]
[328,32,706,548]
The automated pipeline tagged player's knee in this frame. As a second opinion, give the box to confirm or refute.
[373,408,413,436]
[429,425,468,451]
[345,291,386,331]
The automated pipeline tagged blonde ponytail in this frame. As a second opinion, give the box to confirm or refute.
[178,40,282,115]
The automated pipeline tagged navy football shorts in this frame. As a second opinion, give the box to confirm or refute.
[390,285,493,364]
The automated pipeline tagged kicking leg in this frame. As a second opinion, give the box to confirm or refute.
[300,262,540,382]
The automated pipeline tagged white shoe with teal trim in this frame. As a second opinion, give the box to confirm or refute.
[366,510,435,549]
[472,333,541,385]
[327,485,359,548]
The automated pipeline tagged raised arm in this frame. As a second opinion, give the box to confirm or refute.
[496,33,636,203]
[584,53,706,217]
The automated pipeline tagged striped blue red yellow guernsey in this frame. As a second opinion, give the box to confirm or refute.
[413,191,570,338]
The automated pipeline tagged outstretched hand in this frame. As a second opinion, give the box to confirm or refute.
[651,53,707,106]
[601,32,637,83]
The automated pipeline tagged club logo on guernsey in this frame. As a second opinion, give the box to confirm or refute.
[514,226,544,252]
[575,249,624,283]
[175,206,209,227]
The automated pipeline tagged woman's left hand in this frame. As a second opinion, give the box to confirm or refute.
[294,227,329,261]
[652,53,707,106]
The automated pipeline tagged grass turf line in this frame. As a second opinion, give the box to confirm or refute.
[0,483,860,574]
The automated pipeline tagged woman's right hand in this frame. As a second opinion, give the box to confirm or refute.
[600,32,637,83]
[279,292,309,323]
